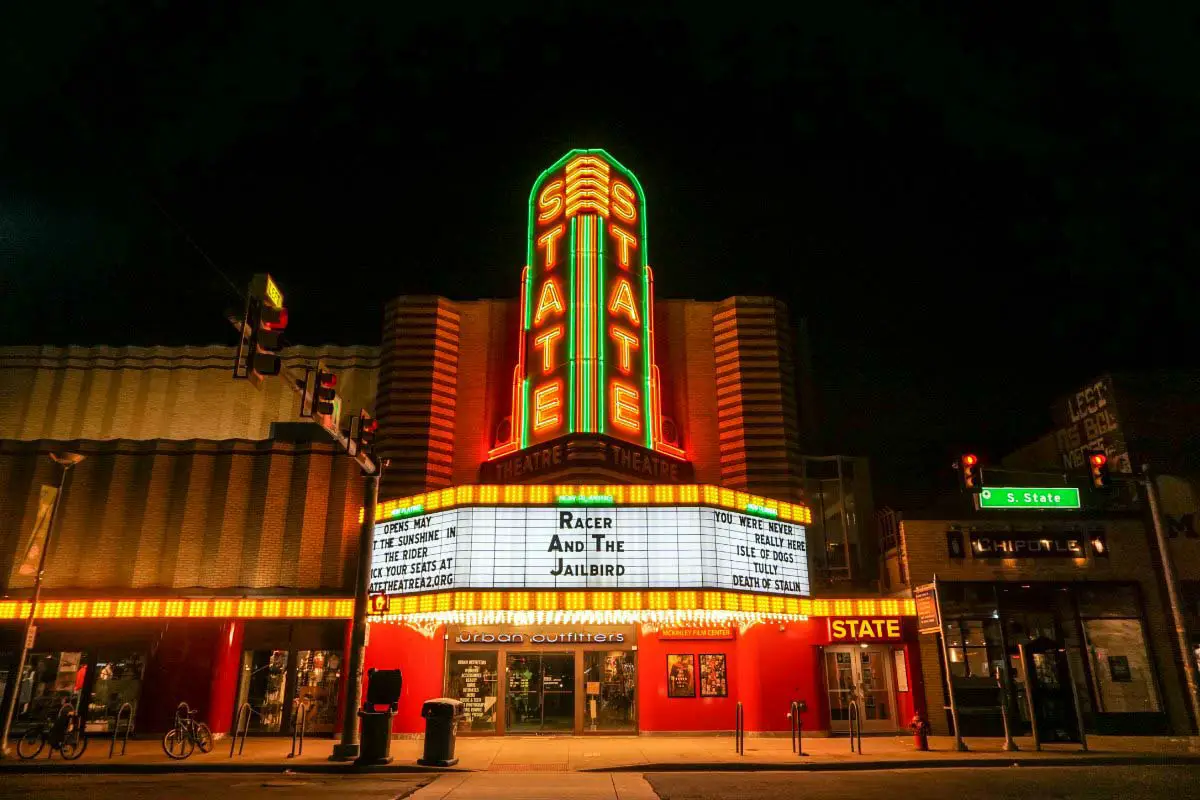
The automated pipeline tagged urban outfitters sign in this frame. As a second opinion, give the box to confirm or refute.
[370,505,809,597]
[978,486,1082,510]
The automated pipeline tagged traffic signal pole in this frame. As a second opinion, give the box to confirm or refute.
[1143,465,1200,733]
[229,279,383,758]
[331,468,381,761]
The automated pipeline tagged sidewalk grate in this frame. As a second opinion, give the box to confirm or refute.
[489,763,571,772]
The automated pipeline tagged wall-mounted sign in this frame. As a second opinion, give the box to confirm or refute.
[488,149,686,464]
[946,530,965,558]
[827,618,902,642]
[978,487,1081,510]
[483,434,693,484]
[914,583,940,634]
[699,654,728,697]
[454,630,626,645]
[1053,375,1131,473]
[969,531,1084,559]
[667,654,695,698]
[371,505,809,597]
[893,650,909,692]
[658,626,735,641]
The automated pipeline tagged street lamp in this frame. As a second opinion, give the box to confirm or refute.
[0,452,85,758]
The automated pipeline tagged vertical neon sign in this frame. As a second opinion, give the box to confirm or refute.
[489,149,682,460]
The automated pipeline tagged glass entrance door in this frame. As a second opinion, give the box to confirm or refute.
[505,653,575,733]
[824,646,896,733]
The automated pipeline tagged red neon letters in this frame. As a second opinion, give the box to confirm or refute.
[489,150,682,459]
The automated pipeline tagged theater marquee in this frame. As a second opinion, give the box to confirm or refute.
[370,505,809,598]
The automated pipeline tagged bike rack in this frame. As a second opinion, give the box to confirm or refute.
[734,701,745,756]
[108,702,134,758]
[287,700,310,759]
[790,701,805,756]
[230,702,253,757]
[848,700,863,754]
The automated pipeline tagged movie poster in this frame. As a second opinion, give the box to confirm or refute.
[667,654,695,698]
[699,654,727,697]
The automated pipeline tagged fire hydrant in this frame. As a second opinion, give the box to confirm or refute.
[910,713,930,751]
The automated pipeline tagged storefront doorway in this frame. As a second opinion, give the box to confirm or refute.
[234,621,344,735]
[505,653,574,732]
[444,625,637,735]
[824,646,896,733]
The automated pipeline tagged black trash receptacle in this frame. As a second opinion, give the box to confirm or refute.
[356,668,403,767]
[418,698,464,767]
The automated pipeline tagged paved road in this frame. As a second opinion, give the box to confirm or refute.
[0,773,434,800]
[2,766,1197,799]
[647,766,1200,800]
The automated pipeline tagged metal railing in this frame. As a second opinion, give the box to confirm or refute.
[108,703,134,758]
[287,700,310,759]
[734,702,745,756]
[230,702,254,757]
[790,701,805,756]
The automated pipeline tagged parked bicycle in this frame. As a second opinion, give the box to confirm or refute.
[17,703,87,760]
[162,702,214,760]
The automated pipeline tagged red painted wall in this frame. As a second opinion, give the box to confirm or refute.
[636,619,826,733]
[206,621,244,734]
[361,621,445,733]
[139,621,224,733]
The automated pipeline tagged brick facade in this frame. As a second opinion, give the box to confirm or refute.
[373,295,803,500]
[899,515,1192,736]
[0,345,379,443]
[0,438,360,594]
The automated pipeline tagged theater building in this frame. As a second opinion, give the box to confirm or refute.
[0,149,919,739]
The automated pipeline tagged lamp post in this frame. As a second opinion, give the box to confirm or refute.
[0,452,85,758]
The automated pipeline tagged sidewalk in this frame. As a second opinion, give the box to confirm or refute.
[2,733,1198,774]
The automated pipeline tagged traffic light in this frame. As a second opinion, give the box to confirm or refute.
[353,409,378,456]
[1086,450,1111,491]
[314,371,338,416]
[249,299,288,377]
[957,453,982,493]
[237,274,287,386]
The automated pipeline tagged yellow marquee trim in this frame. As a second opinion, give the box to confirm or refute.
[363,484,814,525]
[0,592,914,622]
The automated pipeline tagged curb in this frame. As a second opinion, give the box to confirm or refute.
[593,754,1200,773]
[2,753,1197,775]
[0,761,468,775]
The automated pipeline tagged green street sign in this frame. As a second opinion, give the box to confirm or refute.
[978,486,1081,510]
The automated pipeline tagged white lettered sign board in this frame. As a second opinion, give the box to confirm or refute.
[370,506,809,597]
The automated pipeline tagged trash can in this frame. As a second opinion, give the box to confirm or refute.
[356,668,403,767]
[418,698,464,767]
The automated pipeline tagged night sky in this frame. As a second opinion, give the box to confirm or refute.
[2,5,1196,491]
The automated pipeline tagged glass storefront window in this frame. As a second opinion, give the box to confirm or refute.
[446,652,499,733]
[963,620,987,647]
[1084,618,1161,713]
[940,583,998,619]
[14,652,86,731]
[294,650,341,733]
[584,651,636,731]
[237,650,289,733]
[85,652,145,733]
